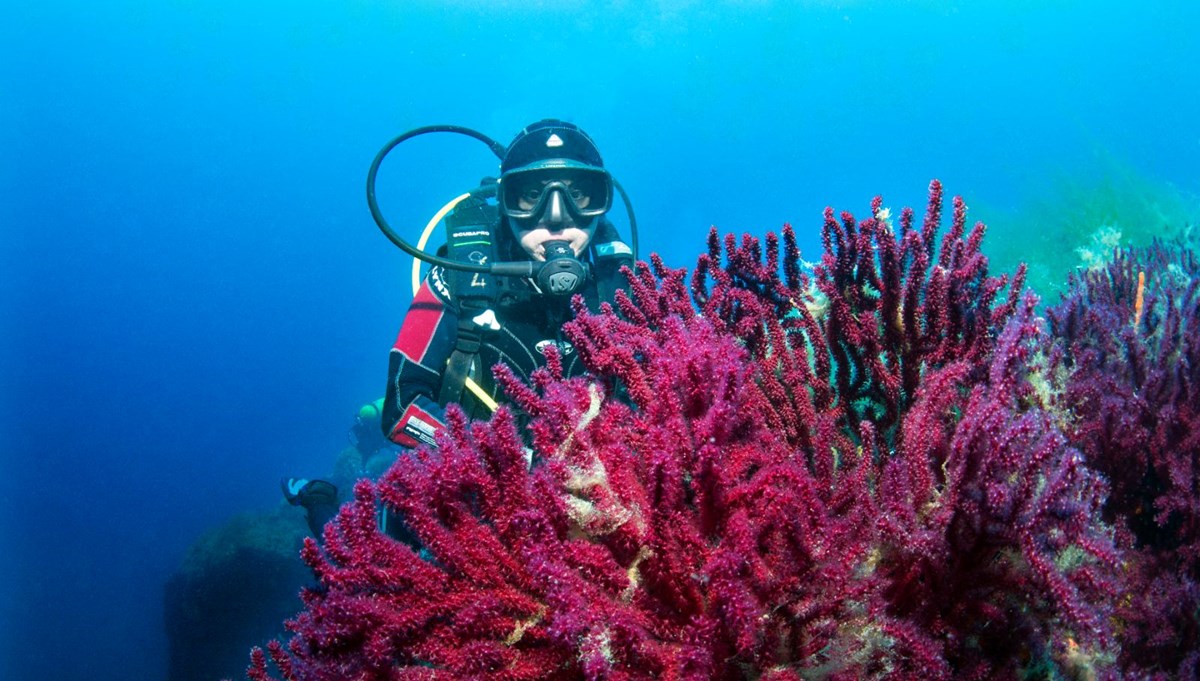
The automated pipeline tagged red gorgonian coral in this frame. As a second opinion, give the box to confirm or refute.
[246,182,1127,680]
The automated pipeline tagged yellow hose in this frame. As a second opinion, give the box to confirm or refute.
[464,377,499,412]
[412,192,472,296]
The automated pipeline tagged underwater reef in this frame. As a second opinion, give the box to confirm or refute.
[245,181,1199,680]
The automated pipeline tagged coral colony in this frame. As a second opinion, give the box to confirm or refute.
[247,181,1199,680]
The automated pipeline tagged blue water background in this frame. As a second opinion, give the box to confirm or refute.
[2,1,1197,678]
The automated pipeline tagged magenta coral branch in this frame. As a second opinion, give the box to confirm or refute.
[803,180,1022,438]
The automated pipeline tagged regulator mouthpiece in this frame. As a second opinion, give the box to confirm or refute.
[537,240,588,296]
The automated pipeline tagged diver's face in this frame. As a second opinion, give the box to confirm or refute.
[512,187,595,261]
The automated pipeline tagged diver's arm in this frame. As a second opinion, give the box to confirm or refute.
[383,280,456,448]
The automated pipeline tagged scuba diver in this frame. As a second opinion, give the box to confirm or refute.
[285,119,635,537]
[350,397,391,458]
[282,397,394,535]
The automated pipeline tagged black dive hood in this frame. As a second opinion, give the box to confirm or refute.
[366,124,639,295]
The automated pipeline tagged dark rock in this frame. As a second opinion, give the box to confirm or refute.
[164,506,311,681]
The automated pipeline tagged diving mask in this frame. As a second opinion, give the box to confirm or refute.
[499,165,613,221]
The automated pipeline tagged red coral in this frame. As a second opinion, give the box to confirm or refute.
[247,183,1125,680]
[804,181,1026,437]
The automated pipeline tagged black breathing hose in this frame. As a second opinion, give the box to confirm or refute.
[366,124,638,275]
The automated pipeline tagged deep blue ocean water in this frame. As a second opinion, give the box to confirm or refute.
[2,1,1198,678]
